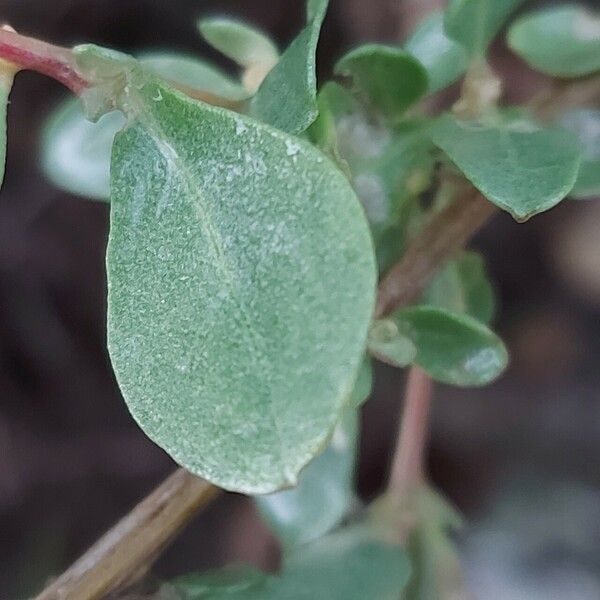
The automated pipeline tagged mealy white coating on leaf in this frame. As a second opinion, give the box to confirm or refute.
[107,75,376,493]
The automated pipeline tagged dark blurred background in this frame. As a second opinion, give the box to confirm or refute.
[1,1,600,598]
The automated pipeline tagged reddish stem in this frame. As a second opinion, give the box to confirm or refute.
[388,367,433,498]
[0,27,88,93]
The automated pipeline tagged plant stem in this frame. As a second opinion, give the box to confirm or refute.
[375,187,498,318]
[0,27,88,93]
[388,367,433,498]
[34,469,218,600]
[0,27,244,110]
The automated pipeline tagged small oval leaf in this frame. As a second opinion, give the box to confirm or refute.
[393,306,508,386]
[405,11,469,94]
[107,75,376,493]
[251,0,329,133]
[432,113,581,221]
[198,17,279,70]
[508,5,600,78]
[445,0,525,57]
[334,44,428,121]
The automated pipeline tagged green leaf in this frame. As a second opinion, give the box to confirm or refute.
[432,113,581,221]
[343,119,432,232]
[255,409,359,547]
[0,58,17,189]
[41,98,124,200]
[334,45,428,121]
[251,0,329,133]
[174,566,267,599]
[140,52,248,101]
[42,51,246,201]
[308,84,432,272]
[106,75,376,493]
[368,319,416,368]
[306,82,357,163]
[198,18,279,70]
[508,5,600,78]
[403,485,466,600]
[269,526,410,600]
[172,527,410,600]
[445,0,525,57]
[560,110,600,200]
[424,251,496,325]
[405,11,469,94]
[393,306,508,386]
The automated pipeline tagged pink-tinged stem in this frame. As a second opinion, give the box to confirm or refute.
[0,27,88,94]
[388,367,433,498]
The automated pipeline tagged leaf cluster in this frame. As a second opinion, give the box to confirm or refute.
[2,0,598,596]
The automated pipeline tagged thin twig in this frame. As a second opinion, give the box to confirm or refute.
[375,187,498,318]
[34,470,219,600]
[0,27,87,93]
[388,367,433,498]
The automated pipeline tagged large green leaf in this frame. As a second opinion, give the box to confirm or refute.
[334,45,428,121]
[251,0,328,133]
[101,65,375,492]
[508,6,600,78]
[198,17,279,70]
[405,11,469,94]
[393,306,508,386]
[255,408,359,547]
[173,526,410,600]
[432,113,581,221]
[0,57,17,189]
[445,0,525,57]
[424,251,496,325]
[560,110,600,200]
[42,51,246,201]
